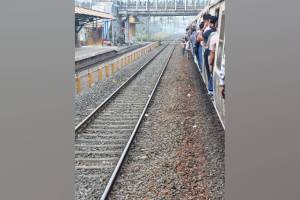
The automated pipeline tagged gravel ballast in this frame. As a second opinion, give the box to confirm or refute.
[75,44,176,200]
[108,44,225,200]
[75,45,165,126]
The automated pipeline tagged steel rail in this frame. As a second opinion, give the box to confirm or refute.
[99,43,176,200]
[75,43,169,136]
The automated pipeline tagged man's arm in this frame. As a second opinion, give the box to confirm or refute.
[196,31,204,43]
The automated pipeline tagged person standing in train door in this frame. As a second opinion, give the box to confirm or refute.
[209,32,219,72]
[181,38,186,56]
[203,15,218,96]
[219,47,225,99]
[190,25,198,57]
[196,21,205,72]
[208,31,219,100]
[197,13,211,73]
[202,13,212,34]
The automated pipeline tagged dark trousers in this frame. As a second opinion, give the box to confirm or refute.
[204,49,213,92]
[197,45,203,71]
[194,46,198,58]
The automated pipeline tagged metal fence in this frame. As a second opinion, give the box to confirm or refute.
[117,0,209,10]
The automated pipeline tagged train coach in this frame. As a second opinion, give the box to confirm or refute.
[192,0,225,128]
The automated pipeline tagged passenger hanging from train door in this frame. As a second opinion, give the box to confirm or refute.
[181,38,186,56]
[203,15,218,97]
[196,21,205,72]
[202,13,212,34]
[219,52,225,99]
[197,13,211,74]
[185,28,192,59]
[190,25,197,57]
[208,30,219,100]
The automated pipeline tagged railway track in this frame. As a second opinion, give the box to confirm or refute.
[74,43,165,127]
[75,42,176,200]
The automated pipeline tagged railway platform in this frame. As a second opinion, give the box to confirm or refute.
[74,42,160,96]
[75,43,149,73]
[75,46,119,62]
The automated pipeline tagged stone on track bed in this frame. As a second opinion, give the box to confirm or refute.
[75,45,175,200]
[108,45,225,200]
[75,45,166,127]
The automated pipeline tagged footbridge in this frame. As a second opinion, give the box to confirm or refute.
[117,0,208,16]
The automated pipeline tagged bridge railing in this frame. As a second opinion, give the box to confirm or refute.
[117,0,208,10]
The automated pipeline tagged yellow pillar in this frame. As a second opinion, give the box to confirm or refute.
[105,64,110,78]
[88,70,94,88]
[75,74,81,94]
[98,66,103,81]
[116,60,119,71]
[111,62,116,75]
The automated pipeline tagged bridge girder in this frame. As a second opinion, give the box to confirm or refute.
[118,9,202,17]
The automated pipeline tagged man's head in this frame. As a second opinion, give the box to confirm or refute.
[209,16,218,28]
[199,21,205,30]
[203,13,211,23]
[191,25,196,32]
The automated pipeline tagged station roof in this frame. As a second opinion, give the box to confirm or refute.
[75,6,114,20]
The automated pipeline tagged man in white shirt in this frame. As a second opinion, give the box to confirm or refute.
[208,32,219,73]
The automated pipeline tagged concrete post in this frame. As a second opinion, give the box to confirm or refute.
[75,74,81,94]
[175,0,176,10]
[98,67,103,81]
[147,15,150,40]
[184,0,186,10]
[105,64,110,77]
[87,70,94,88]
[75,33,81,48]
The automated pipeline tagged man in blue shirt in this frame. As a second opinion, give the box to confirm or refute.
[196,21,205,72]
[190,26,197,56]
[202,15,218,96]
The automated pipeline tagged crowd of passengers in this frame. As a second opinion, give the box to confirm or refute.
[181,13,225,100]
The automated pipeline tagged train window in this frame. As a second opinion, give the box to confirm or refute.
[215,11,225,70]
